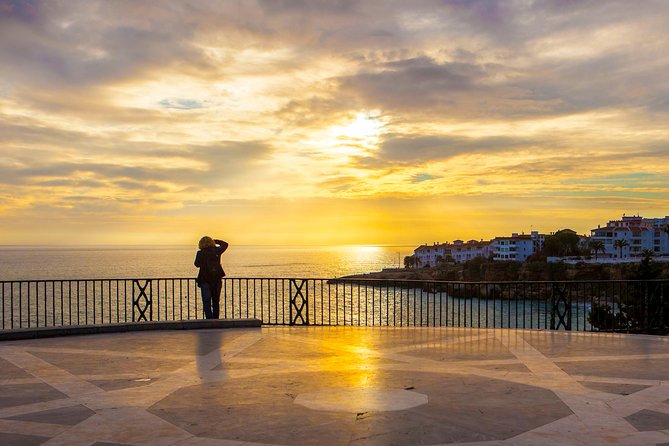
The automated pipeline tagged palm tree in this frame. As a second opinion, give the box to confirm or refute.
[641,248,654,259]
[589,240,605,261]
[613,239,629,258]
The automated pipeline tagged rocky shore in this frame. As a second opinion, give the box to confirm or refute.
[341,259,669,282]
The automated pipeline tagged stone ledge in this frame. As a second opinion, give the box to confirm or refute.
[0,318,262,341]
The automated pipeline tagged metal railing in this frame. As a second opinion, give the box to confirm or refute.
[1,278,667,333]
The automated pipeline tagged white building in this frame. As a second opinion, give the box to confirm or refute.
[490,231,544,262]
[414,231,547,266]
[414,240,491,266]
[413,243,451,267]
[590,215,669,258]
[450,240,491,263]
[412,215,669,267]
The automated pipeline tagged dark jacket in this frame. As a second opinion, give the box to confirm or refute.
[194,240,228,286]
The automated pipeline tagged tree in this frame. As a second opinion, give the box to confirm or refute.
[403,255,416,269]
[589,252,666,334]
[613,239,629,258]
[641,249,654,259]
[541,229,581,257]
[589,240,605,261]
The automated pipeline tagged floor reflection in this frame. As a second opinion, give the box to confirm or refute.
[196,329,223,379]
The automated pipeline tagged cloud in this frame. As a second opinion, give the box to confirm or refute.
[0,0,41,22]
[339,56,493,113]
[0,1,212,89]
[0,134,274,195]
[1,0,669,243]
[356,134,538,168]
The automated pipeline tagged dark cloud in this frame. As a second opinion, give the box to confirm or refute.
[340,46,669,119]
[35,179,107,188]
[335,55,569,120]
[256,0,358,15]
[0,0,41,22]
[339,57,490,112]
[0,1,209,89]
[0,139,274,193]
[357,134,539,168]
[317,175,358,193]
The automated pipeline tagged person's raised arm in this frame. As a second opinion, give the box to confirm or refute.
[214,239,229,254]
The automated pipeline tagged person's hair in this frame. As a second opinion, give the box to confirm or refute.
[198,236,216,250]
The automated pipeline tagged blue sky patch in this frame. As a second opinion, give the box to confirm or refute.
[159,98,205,110]
[412,173,440,183]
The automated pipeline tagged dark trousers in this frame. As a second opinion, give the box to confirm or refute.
[200,281,221,319]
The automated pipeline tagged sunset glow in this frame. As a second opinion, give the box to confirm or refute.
[1,1,668,246]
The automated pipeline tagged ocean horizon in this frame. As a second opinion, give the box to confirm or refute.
[0,244,417,281]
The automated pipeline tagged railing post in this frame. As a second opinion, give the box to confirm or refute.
[289,279,309,325]
[132,279,152,322]
[550,282,572,331]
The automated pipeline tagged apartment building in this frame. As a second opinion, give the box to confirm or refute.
[413,243,451,267]
[412,215,669,267]
[490,231,545,262]
[590,215,669,258]
[414,232,543,266]
[450,240,491,263]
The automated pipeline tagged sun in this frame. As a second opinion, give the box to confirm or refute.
[329,111,386,156]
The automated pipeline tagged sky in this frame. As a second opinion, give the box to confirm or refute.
[0,0,668,246]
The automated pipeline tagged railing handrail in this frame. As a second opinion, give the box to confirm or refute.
[2,277,668,284]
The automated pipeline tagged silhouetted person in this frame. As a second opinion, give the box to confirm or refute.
[194,236,228,319]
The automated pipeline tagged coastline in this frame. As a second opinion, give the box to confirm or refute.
[341,259,669,282]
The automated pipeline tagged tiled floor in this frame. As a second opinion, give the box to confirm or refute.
[0,327,668,445]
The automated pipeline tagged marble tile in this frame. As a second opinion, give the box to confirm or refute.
[578,381,651,396]
[475,362,530,373]
[29,350,188,377]
[15,330,250,357]
[556,358,669,381]
[0,383,67,409]
[401,337,515,362]
[0,357,33,380]
[624,409,669,432]
[523,331,669,358]
[6,404,95,425]
[230,336,335,361]
[91,442,138,446]
[90,378,157,392]
[0,431,51,446]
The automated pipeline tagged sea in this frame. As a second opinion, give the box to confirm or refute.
[0,245,416,281]
[0,245,591,330]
